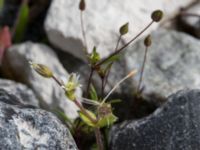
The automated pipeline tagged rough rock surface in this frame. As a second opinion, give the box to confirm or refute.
[45,0,194,61]
[77,29,200,98]
[2,42,81,120]
[0,79,39,107]
[110,89,200,150]
[179,2,200,38]
[0,89,77,150]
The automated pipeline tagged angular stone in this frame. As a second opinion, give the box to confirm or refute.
[0,89,77,150]
[110,89,200,150]
[2,42,82,120]
[45,0,194,61]
[0,79,39,107]
[105,29,200,97]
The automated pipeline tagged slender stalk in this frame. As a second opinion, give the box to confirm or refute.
[96,21,154,67]
[137,46,148,93]
[52,75,65,88]
[101,77,105,98]
[86,68,94,97]
[80,11,88,54]
[95,128,104,150]
[114,35,122,51]
[101,69,137,105]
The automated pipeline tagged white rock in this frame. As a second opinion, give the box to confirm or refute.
[3,42,81,120]
[45,0,194,61]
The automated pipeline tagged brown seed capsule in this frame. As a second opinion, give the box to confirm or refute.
[151,10,163,22]
[144,35,152,47]
[79,0,85,11]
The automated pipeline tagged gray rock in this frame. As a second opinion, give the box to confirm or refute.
[45,0,194,61]
[110,89,200,150]
[179,2,200,38]
[2,42,81,120]
[105,29,200,97]
[0,79,39,107]
[0,89,77,150]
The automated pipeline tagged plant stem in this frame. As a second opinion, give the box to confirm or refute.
[96,20,154,67]
[86,68,94,97]
[80,11,88,54]
[95,128,104,150]
[52,75,64,88]
[137,46,148,93]
[101,77,105,98]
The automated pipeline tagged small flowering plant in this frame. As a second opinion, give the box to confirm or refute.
[30,0,163,149]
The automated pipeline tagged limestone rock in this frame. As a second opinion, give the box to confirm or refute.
[45,0,194,61]
[2,42,81,120]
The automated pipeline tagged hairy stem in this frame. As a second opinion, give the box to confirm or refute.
[96,21,154,66]
[95,128,104,150]
[137,46,148,93]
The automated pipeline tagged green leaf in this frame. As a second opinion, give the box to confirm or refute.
[14,2,29,42]
[89,85,98,101]
[79,110,97,127]
[97,113,118,128]
[0,0,4,10]
[119,22,129,35]
[109,99,122,104]
[103,54,121,65]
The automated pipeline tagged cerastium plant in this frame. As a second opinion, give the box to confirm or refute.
[30,0,163,149]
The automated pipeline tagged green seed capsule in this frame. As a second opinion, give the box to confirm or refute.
[144,35,152,47]
[151,10,163,22]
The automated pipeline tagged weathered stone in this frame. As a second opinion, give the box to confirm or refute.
[2,42,81,120]
[0,79,39,107]
[105,28,200,97]
[110,89,200,150]
[0,89,77,150]
[45,0,194,61]
[179,2,200,38]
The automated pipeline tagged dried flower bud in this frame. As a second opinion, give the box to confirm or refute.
[151,10,163,22]
[79,0,85,11]
[119,22,129,35]
[30,62,53,78]
[144,35,152,47]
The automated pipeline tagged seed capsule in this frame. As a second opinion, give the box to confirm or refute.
[151,10,163,22]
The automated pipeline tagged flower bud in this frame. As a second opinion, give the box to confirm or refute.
[151,10,163,22]
[30,62,53,78]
